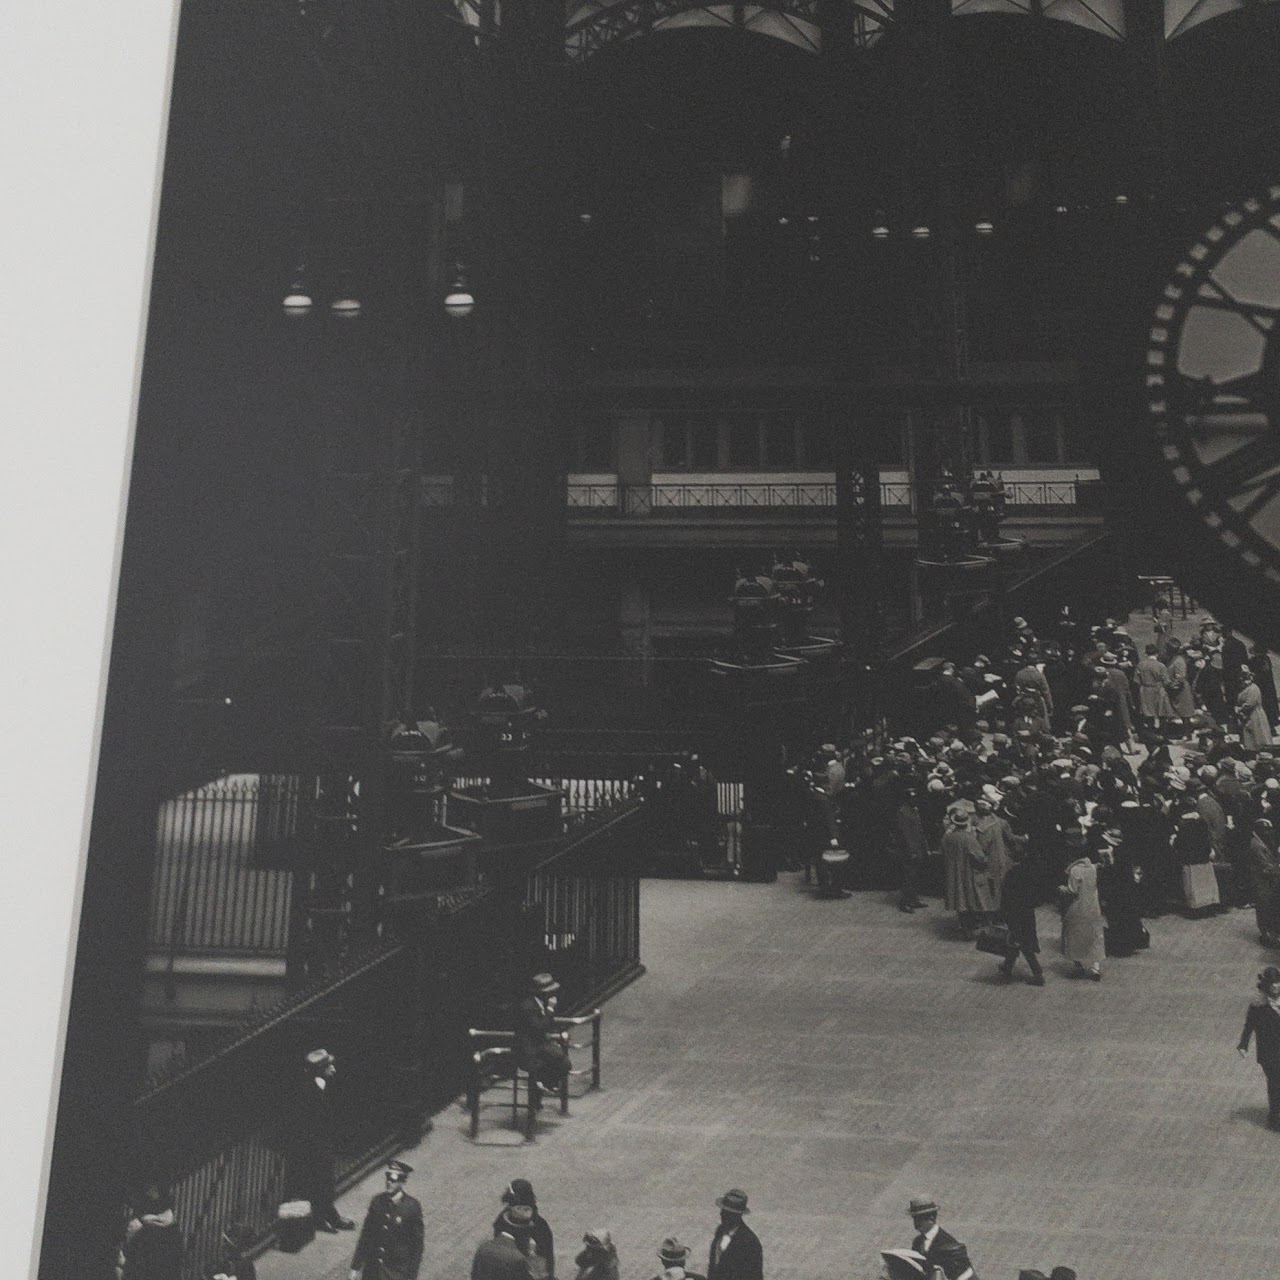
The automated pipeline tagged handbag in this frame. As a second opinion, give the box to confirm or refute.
[974,922,1011,955]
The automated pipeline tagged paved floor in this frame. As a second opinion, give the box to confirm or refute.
[262,876,1280,1280]
[260,601,1280,1280]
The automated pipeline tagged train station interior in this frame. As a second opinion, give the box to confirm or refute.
[29,0,1280,1277]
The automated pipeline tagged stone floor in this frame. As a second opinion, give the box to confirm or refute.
[259,600,1280,1280]
[261,875,1280,1280]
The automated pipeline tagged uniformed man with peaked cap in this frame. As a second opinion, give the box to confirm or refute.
[349,1161,424,1280]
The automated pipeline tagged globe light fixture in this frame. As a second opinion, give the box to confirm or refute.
[974,217,994,236]
[283,265,312,315]
[911,224,930,240]
[444,264,475,319]
[1114,194,1129,205]
[871,221,890,240]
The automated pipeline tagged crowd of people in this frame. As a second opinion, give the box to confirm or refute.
[116,600,1280,1280]
[784,605,1280,983]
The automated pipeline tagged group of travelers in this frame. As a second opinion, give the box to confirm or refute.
[788,603,1280,985]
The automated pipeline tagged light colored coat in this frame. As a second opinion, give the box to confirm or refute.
[942,825,993,914]
[1238,681,1274,750]
[1061,857,1105,965]
[1166,653,1197,718]
[1134,656,1174,718]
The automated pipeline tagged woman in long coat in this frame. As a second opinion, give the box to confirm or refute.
[1245,818,1280,945]
[1134,644,1175,723]
[1096,827,1147,956]
[1060,840,1105,979]
[973,796,1017,909]
[1237,670,1274,750]
[942,807,992,938]
[1165,638,1198,722]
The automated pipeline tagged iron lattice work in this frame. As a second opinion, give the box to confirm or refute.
[564,0,826,58]
[447,0,1280,57]
[294,326,422,982]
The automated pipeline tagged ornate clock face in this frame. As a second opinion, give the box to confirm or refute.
[1148,187,1280,600]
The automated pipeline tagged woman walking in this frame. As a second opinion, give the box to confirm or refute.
[1237,668,1274,750]
[942,804,992,939]
[573,1231,619,1280]
[1060,837,1105,981]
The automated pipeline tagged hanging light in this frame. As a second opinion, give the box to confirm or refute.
[444,264,475,319]
[578,212,593,225]
[911,224,931,240]
[871,211,890,239]
[974,217,994,236]
[1114,194,1129,206]
[329,271,361,317]
[1054,204,1069,215]
[282,264,312,315]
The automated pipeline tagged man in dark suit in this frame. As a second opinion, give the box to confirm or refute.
[473,1205,537,1280]
[1238,965,1280,1129]
[292,1049,355,1233]
[349,1161,424,1280]
[513,974,569,1096]
[907,1198,978,1280]
[493,1180,554,1280]
[706,1189,762,1280]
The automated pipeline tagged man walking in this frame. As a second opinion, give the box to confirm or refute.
[1238,965,1280,1130]
[706,1190,762,1280]
[907,1198,978,1280]
[473,1205,538,1280]
[350,1161,424,1280]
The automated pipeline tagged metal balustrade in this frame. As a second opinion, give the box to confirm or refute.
[564,478,1086,514]
[135,797,647,1279]
[151,776,298,958]
[426,474,1090,514]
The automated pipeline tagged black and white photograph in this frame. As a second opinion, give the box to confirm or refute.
[17,0,1280,1277]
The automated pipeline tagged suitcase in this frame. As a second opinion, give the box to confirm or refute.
[1182,862,1220,911]
[275,1201,314,1254]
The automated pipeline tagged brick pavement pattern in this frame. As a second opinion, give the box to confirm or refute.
[261,872,1280,1280]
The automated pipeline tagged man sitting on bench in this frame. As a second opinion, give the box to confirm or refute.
[514,973,569,1100]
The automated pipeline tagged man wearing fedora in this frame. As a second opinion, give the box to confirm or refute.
[514,973,570,1096]
[349,1161,424,1280]
[292,1048,355,1233]
[706,1189,762,1280]
[907,1198,977,1280]
[652,1237,705,1280]
[474,1205,538,1280]
[493,1180,554,1279]
[1238,965,1280,1129]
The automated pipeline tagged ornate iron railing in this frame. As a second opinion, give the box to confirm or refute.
[564,478,1086,514]
[132,796,647,1279]
[151,776,299,958]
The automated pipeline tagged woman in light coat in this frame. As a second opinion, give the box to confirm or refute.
[1133,644,1175,724]
[1237,669,1274,750]
[942,806,992,938]
[1060,842,1105,980]
[1164,638,1197,722]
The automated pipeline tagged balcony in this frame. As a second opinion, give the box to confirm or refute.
[563,470,1103,547]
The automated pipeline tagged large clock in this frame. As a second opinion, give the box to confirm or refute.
[1147,185,1280,643]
